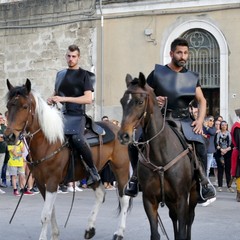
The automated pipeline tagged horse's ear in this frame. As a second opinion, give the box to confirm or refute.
[6,79,13,91]
[138,72,146,88]
[25,78,31,93]
[125,74,132,87]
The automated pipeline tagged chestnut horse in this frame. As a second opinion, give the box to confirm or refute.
[118,73,198,240]
[4,79,131,240]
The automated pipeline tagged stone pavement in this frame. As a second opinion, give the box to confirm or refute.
[0,183,239,240]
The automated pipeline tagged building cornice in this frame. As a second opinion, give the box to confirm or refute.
[97,0,240,16]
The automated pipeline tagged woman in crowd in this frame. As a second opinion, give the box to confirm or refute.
[215,121,234,193]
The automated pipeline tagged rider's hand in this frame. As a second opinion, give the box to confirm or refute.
[156,96,166,108]
[191,119,203,135]
[47,96,64,104]
[47,97,55,105]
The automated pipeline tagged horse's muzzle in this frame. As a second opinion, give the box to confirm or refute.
[3,132,18,145]
[117,131,131,145]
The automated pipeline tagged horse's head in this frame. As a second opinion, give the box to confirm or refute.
[4,79,34,144]
[118,72,155,144]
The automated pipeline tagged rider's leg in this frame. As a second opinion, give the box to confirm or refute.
[195,142,216,201]
[71,134,100,186]
[124,143,139,197]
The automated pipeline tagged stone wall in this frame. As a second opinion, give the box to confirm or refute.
[0,0,97,116]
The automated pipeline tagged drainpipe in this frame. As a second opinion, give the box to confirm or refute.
[99,0,104,118]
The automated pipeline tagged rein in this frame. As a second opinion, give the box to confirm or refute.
[133,98,168,146]
[23,134,68,167]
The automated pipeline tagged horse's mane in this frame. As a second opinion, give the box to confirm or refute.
[31,90,65,144]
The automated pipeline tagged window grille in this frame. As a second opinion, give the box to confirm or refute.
[182,29,220,88]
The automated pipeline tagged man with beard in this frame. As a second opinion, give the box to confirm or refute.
[125,38,216,206]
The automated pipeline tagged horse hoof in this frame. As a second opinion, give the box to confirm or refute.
[84,227,95,239]
[112,234,123,240]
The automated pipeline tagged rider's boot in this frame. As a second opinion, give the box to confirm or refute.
[194,142,216,203]
[72,135,101,186]
[197,162,216,202]
[124,174,139,197]
[87,165,101,186]
[124,143,139,197]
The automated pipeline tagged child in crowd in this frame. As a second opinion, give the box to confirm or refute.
[8,140,33,196]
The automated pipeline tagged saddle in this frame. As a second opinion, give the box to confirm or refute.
[85,115,105,136]
[84,120,115,147]
[166,115,205,144]
[63,120,115,184]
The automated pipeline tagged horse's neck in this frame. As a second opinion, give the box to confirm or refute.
[27,119,41,136]
[143,106,167,141]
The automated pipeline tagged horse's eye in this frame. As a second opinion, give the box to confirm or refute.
[136,99,144,105]
[23,104,28,110]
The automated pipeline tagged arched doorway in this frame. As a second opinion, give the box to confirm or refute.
[162,19,228,120]
[181,29,220,116]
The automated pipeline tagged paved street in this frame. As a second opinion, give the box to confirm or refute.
[0,183,239,240]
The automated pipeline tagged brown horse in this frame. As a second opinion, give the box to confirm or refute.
[4,79,131,240]
[118,73,198,240]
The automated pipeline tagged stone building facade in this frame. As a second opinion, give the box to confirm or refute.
[0,0,240,124]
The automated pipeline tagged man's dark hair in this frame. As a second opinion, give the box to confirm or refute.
[68,44,80,55]
[102,115,109,121]
[171,38,189,51]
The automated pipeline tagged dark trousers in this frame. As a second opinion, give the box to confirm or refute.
[100,164,115,184]
[215,151,232,187]
[66,117,95,169]
[1,149,9,183]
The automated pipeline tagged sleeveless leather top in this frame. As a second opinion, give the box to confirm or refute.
[149,64,199,118]
[55,68,94,116]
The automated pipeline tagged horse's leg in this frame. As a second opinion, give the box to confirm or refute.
[186,185,197,240]
[167,202,178,238]
[84,183,105,239]
[177,196,189,240]
[142,195,160,240]
[50,205,60,240]
[168,194,190,240]
[109,156,131,240]
[39,191,58,240]
[113,195,131,240]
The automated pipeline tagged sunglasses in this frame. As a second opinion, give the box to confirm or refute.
[209,119,214,122]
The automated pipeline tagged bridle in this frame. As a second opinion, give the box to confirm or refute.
[7,95,35,134]
[8,94,67,167]
[124,89,168,147]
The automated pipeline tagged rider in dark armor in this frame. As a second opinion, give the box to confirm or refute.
[48,44,100,186]
[125,38,216,204]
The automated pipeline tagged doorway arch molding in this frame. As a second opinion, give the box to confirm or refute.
[162,19,228,120]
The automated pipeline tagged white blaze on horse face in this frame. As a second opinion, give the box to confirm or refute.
[126,93,132,105]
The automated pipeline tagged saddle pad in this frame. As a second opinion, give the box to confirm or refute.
[181,120,205,144]
[85,122,115,147]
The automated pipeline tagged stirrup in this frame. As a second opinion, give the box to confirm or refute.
[200,178,209,186]
[199,181,216,201]
[87,167,101,186]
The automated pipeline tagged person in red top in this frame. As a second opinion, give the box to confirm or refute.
[230,109,240,202]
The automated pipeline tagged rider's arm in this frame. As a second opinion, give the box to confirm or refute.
[192,86,206,135]
[49,90,93,105]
